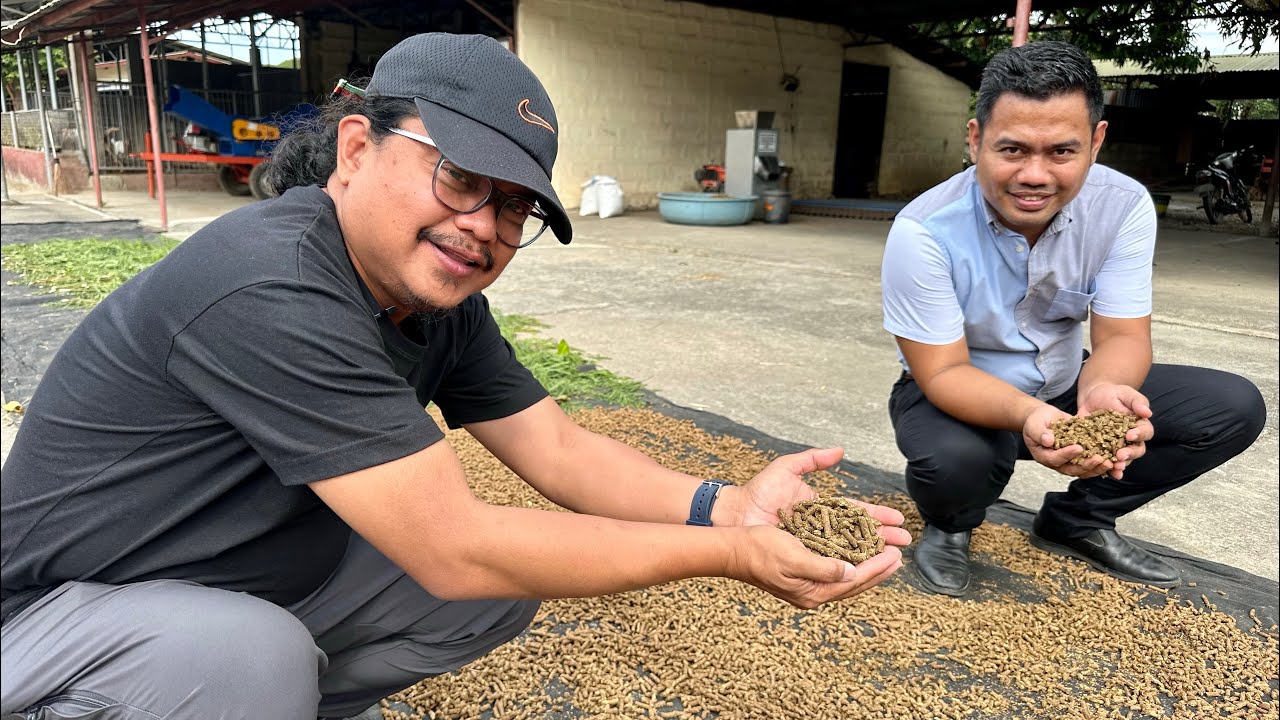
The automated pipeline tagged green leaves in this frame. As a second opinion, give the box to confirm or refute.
[493,310,646,410]
[1,238,180,308]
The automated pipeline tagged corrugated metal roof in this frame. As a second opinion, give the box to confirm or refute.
[1095,52,1279,78]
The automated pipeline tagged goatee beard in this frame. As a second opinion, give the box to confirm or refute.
[410,304,460,324]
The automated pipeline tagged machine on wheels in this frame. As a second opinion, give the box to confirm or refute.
[132,86,315,200]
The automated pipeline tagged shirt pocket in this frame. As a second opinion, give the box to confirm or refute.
[1041,288,1096,323]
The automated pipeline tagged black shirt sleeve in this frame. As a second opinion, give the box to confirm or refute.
[432,294,549,429]
[165,280,445,485]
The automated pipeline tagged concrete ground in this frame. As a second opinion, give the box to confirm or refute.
[2,186,1277,581]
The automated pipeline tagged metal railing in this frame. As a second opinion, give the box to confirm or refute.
[3,84,308,173]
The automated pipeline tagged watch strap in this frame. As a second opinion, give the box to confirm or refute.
[686,479,730,527]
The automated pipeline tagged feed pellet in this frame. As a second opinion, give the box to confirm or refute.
[778,496,884,563]
[382,407,1276,720]
[1050,409,1140,465]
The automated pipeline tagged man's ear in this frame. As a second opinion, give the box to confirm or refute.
[334,115,373,186]
[1090,120,1108,163]
[966,118,981,165]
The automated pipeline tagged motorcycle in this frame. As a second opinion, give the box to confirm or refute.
[1193,146,1255,225]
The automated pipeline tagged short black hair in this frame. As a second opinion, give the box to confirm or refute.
[974,40,1104,129]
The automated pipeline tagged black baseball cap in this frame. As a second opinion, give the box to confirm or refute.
[367,33,572,244]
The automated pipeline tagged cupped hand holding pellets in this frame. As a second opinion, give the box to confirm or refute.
[1076,383,1154,479]
[724,447,910,609]
[778,497,887,564]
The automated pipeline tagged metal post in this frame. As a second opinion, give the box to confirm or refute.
[30,48,56,193]
[138,8,168,231]
[45,46,59,110]
[1,80,9,199]
[1261,134,1279,238]
[67,40,88,166]
[78,33,103,209]
[1013,0,1032,47]
[17,49,29,109]
[0,53,7,199]
[5,69,17,148]
[200,20,210,91]
[250,16,262,117]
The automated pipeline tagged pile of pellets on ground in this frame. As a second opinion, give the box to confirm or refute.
[778,497,884,563]
[383,407,1277,720]
[1051,409,1140,465]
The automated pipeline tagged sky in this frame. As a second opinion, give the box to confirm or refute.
[1192,20,1279,55]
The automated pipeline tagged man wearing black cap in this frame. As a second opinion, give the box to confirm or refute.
[1,34,908,719]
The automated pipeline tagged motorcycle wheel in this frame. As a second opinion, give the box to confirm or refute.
[1201,194,1218,224]
[1240,202,1253,225]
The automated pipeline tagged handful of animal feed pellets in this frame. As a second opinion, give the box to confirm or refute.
[1050,409,1140,465]
[777,497,884,563]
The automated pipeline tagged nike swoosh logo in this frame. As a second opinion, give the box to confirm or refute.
[517,99,555,133]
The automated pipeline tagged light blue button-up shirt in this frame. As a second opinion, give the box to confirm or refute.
[881,164,1156,400]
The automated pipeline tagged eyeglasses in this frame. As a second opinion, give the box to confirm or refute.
[385,126,549,249]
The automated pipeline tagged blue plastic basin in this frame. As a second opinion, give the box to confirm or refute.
[657,192,756,226]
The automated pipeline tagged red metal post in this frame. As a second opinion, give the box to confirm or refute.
[137,7,168,231]
[77,32,103,209]
[1013,0,1032,47]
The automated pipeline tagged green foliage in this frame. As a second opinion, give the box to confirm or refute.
[492,310,647,409]
[1211,97,1280,120]
[920,2,1279,72]
[2,46,69,109]
[1,238,179,307]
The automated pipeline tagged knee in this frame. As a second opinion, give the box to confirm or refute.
[166,591,324,715]
[908,435,1008,487]
[1202,373,1266,449]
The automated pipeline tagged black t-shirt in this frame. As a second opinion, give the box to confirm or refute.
[1,185,547,621]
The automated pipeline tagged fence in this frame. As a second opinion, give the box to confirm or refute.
[2,85,308,173]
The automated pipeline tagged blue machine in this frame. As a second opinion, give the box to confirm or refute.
[161,86,317,197]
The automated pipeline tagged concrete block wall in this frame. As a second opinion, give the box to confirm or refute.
[300,20,404,97]
[843,44,973,197]
[516,0,847,209]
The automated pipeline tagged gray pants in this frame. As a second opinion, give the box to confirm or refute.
[1,534,539,719]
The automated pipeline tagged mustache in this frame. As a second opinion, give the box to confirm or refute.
[419,228,495,272]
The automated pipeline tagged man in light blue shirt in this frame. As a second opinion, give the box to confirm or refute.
[880,41,1264,597]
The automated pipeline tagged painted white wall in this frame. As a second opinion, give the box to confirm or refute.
[516,0,847,208]
[843,43,973,197]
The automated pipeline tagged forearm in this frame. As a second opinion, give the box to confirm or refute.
[919,364,1045,433]
[1079,334,1151,399]
[524,427,731,525]
[419,502,740,599]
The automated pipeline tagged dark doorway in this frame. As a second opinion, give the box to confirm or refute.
[833,62,890,198]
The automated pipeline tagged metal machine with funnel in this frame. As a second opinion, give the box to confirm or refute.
[724,110,784,221]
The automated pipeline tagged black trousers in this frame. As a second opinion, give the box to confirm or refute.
[887,363,1265,538]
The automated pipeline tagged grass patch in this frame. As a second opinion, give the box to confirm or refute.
[1,238,179,308]
[494,310,647,409]
[1,238,647,408]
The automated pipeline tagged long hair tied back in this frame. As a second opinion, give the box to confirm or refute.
[263,77,417,197]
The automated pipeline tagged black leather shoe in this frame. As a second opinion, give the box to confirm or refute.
[1030,517,1180,588]
[912,525,972,596]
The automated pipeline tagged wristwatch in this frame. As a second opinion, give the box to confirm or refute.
[686,479,731,526]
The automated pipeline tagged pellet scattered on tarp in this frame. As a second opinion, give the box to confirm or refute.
[778,496,885,563]
[1050,409,1140,464]
[382,407,1277,720]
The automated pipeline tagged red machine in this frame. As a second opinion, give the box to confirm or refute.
[695,163,725,193]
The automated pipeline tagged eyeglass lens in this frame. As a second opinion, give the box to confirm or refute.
[432,158,548,248]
